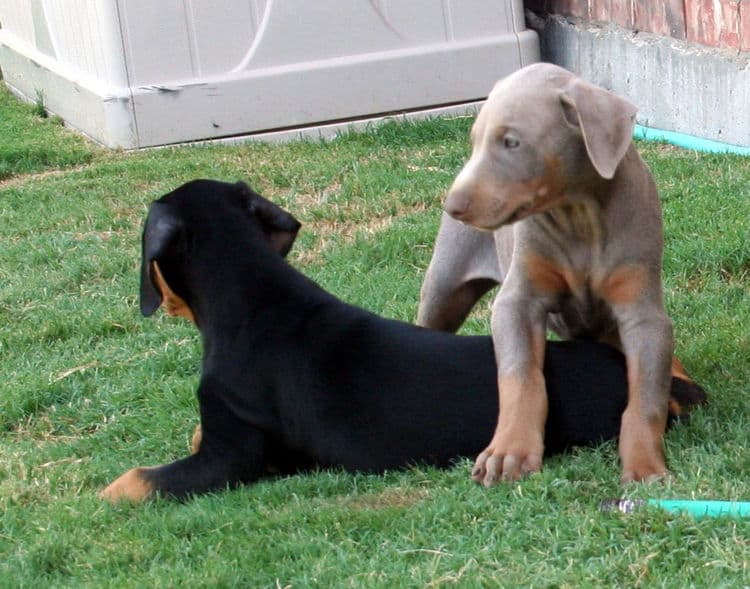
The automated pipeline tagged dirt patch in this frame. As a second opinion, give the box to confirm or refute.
[292,181,342,211]
[342,486,430,510]
[293,200,428,265]
[0,164,96,189]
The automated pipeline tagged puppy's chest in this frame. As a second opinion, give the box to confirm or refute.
[525,205,620,337]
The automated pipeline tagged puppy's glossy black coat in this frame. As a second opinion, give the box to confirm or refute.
[102,180,701,501]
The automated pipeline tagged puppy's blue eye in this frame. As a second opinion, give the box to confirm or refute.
[504,136,520,149]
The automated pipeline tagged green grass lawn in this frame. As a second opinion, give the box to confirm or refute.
[0,86,748,588]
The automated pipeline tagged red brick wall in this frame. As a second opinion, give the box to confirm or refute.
[526,0,750,52]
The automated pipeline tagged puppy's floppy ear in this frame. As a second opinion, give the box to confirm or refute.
[140,203,182,317]
[236,182,301,257]
[560,79,637,180]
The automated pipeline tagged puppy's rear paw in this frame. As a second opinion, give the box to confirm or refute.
[668,377,708,419]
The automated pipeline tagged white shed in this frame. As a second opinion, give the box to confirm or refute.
[0,1,539,148]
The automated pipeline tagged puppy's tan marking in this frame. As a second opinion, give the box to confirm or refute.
[151,261,196,323]
[517,155,567,213]
[669,356,690,416]
[670,356,690,381]
[668,398,683,417]
[525,252,575,297]
[100,467,155,503]
[598,264,648,306]
[667,356,708,416]
[190,424,203,454]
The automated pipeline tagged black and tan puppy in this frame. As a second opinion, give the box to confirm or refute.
[101,180,703,502]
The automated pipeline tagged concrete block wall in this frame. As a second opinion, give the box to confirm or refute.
[526,0,750,52]
[526,0,750,148]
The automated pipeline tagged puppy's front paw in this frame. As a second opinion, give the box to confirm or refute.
[620,454,669,485]
[100,467,155,503]
[619,431,668,485]
[619,405,669,485]
[471,429,544,487]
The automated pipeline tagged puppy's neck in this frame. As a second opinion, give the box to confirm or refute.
[535,198,603,245]
[188,247,333,339]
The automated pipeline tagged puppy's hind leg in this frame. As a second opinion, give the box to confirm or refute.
[418,213,500,332]
[100,429,265,503]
